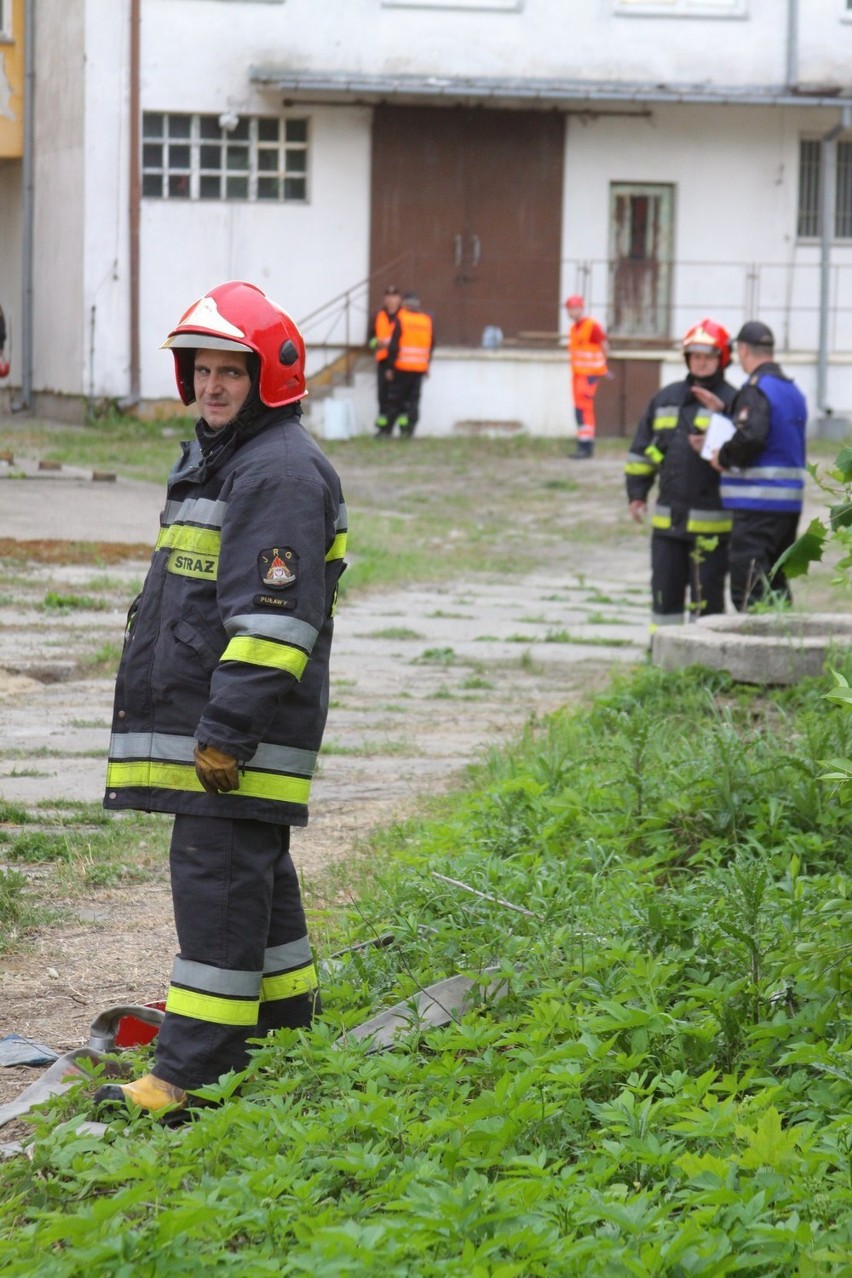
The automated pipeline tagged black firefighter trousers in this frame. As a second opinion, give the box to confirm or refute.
[729,510,800,612]
[153,814,318,1091]
[651,531,728,627]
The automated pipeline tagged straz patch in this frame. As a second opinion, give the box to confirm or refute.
[258,546,298,589]
[254,593,297,611]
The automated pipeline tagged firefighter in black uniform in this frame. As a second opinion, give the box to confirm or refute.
[695,320,808,610]
[625,320,736,632]
[95,281,347,1119]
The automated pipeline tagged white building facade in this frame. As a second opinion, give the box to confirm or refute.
[2,0,852,434]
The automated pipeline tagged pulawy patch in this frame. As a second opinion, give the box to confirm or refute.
[258,546,297,588]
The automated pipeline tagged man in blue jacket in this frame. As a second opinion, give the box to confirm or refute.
[694,320,807,611]
[96,281,347,1119]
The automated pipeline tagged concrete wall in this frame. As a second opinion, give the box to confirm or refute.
[175,0,846,92]
[306,346,850,443]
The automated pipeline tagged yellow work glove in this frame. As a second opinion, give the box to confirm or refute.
[194,743,240,794]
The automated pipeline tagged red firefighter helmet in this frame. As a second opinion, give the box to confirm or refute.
[161,280,306,407]
[564,295,585,310]
[682,318,731,369]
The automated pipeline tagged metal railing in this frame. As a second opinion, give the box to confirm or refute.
[565,256,852,353]
[299,252,415,388]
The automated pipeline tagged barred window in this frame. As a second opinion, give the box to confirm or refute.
[797,138,852,240]
[142,113,309,202]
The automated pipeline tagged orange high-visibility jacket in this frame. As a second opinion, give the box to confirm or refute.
[393,308,434,373]
[569,317,608,376]
[372,308,395,362]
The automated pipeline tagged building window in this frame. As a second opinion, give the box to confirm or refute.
[142,113,309,202]
[613,0,746,15]
[797,138,852,239]
[0,0,12,40]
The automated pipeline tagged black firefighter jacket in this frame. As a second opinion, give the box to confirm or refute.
[624,373,737,540]
[104,408,347,827]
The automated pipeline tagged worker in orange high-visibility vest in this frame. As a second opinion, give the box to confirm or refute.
[368,284,402,435]
[565,295,608,459]
[383,291,434,438]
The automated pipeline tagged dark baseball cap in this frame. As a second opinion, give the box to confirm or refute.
[735,321,774,347]
[384,284,401,294]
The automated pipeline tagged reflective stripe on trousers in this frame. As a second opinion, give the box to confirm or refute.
[153,814,319,1090]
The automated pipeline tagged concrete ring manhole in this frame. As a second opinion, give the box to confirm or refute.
[652,613,852,685]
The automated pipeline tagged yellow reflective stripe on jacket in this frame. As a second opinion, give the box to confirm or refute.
[652,511,672,530]
[694,412,711,432]
[686,513,733,534]
[166,986,259,1026]
[645,445,664,466]
[106,759,312,805]
[326,531,347,562]
[156,525,222,555]
[652,411,678,431]
[221,635,308,678]
[261,963,319,1003]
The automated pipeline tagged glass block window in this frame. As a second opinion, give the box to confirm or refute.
[142,113,309,202]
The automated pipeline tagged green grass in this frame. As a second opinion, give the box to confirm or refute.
[0,662,850,1273]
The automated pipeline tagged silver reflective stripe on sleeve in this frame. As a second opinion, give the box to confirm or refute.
[162,496,228,528]
[224,612,319,651]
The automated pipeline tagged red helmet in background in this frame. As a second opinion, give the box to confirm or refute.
[564,295,584,310]
[0,360,9,380]
[161,280,306,407]
[682,318,731,370]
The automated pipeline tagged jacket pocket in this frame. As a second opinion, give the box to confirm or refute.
[172,613,224,676]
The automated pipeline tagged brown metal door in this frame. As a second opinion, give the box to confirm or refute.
[594,358,662,437]
[370,107,564,345]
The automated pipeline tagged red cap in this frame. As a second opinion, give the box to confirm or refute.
[564,295,584,310]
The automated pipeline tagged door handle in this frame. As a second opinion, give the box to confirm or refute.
[470,234,481,268]
[453,235,463,268]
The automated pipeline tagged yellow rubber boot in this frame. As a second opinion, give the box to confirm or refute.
[94,1072,188,1115]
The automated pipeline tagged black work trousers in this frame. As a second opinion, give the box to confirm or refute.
[375,361,392,424]
[154,814,317,1091]
[384,370,424,436]
[651,532,728,626]
[729,510,800,611]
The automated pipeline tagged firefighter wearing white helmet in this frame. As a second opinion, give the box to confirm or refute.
[96,281,348,1120]
[625,319,736,632]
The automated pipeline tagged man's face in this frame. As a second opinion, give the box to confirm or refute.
[687,350,720,379]
[193,348,252,429]
[566,305,583,323]
[384,290,401,315]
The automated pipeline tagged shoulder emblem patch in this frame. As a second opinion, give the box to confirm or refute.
[258,546,298,588]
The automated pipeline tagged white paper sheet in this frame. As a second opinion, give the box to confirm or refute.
[700,412,736,461]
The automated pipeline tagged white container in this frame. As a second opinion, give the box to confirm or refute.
[323,398,355,440]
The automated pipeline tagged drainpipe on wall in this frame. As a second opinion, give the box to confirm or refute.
[12,0,35,412]
[119,0,141,412]
[786,0,798,89]
[817,103,852,416]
